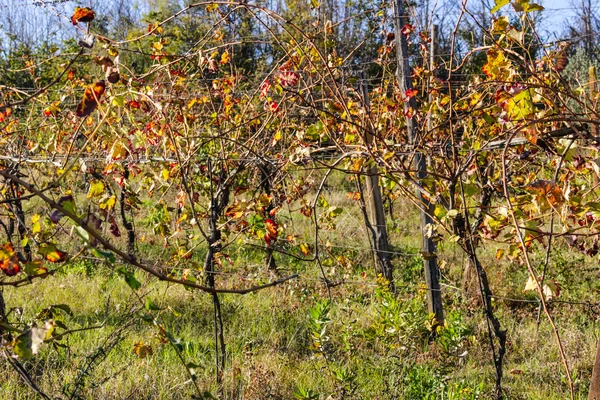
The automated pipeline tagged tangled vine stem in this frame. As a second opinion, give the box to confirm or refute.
[500,134,575,400]
[0,170,299,295]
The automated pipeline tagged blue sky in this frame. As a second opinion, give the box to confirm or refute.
[540,0,595,29]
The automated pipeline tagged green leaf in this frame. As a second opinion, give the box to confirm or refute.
[59,195,77,216]
[91,247,116,264]
[111,95,125,107]
[463,183,480,197]
[145,298,162,311]
[434,204,447,219]
[116,267,141,290]
[13,331,33,360]
[446,209,459,219]
[327,207,343,218]
[50,304,73,316]
[491,0,510,13]
[74,226,91,244]
[0,321,22,333]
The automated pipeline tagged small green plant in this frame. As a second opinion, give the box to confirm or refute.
[402,364,441,400]
[308,299,331,356]
[435,310,473,356]
[334,365,357,397]
[294,387,319,399]
[368,275,429,345]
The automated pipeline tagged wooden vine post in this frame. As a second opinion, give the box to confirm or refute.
[392,0,444,324]
[359,75,394,286]
[589,337,600,399]
[590,65,600,400]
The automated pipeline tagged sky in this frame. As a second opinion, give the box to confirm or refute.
[0,0,596,49]
[540,0,595,30]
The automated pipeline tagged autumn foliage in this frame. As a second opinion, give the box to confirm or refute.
[0,0,599,398]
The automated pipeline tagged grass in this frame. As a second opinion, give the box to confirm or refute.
[2,176,600,399]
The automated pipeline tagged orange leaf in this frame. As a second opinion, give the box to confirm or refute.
[71,7,95,25]
[220,50,230,64]
[76,81,106,118]
[264,218,279,246]
[0,242,20,276]
[38,243,68,263]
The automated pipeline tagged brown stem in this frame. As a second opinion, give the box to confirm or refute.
[0,169,297,295]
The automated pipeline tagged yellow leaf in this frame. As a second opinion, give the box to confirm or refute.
[495,248,505,259]
[32,214,41,233]
[524,276,561,300]
[99,195,116,210]
[220,50,230,64]
[109,139,129,160]
[300,243,310,256]
[87,180,105,198]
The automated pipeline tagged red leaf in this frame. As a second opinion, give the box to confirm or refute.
[278,71,299,87]
[401,24,414,36]
[259,80,271,98]
[404,88,418,101]
[265,219,278,239]
[264,101,279,113]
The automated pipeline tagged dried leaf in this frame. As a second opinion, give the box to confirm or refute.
[525,179,564,206]
[76,81,106,118]
[524,276,561,300]
[71,7,95,25]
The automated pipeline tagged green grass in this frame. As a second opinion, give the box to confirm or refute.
[2,185,600,399]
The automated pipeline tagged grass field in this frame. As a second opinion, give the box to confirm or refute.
[2,184,600,399]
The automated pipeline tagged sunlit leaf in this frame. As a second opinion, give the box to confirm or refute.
[0,242,20,276]
[76,81,106,118]
[91,248,116,264]
[524,276,561,300]
[491,0,510,13]
[38,243,68,263]
[12,321,54,360]
[87,180,105,198]
[71,7,95,25]
[513,0,544,12]
[133,341,153,358]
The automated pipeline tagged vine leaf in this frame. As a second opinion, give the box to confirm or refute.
[76,81,106,118]
[71,7,95,25]
[0,242,20,276]
[116,267,141,290]
[512,0,544,12]
[12,321,55,360]
[38,243,68,263]
[491,0,510,13]
[133,341,153,358]
[524,276,561,300]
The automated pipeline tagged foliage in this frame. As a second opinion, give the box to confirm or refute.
[0,0,599,398]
